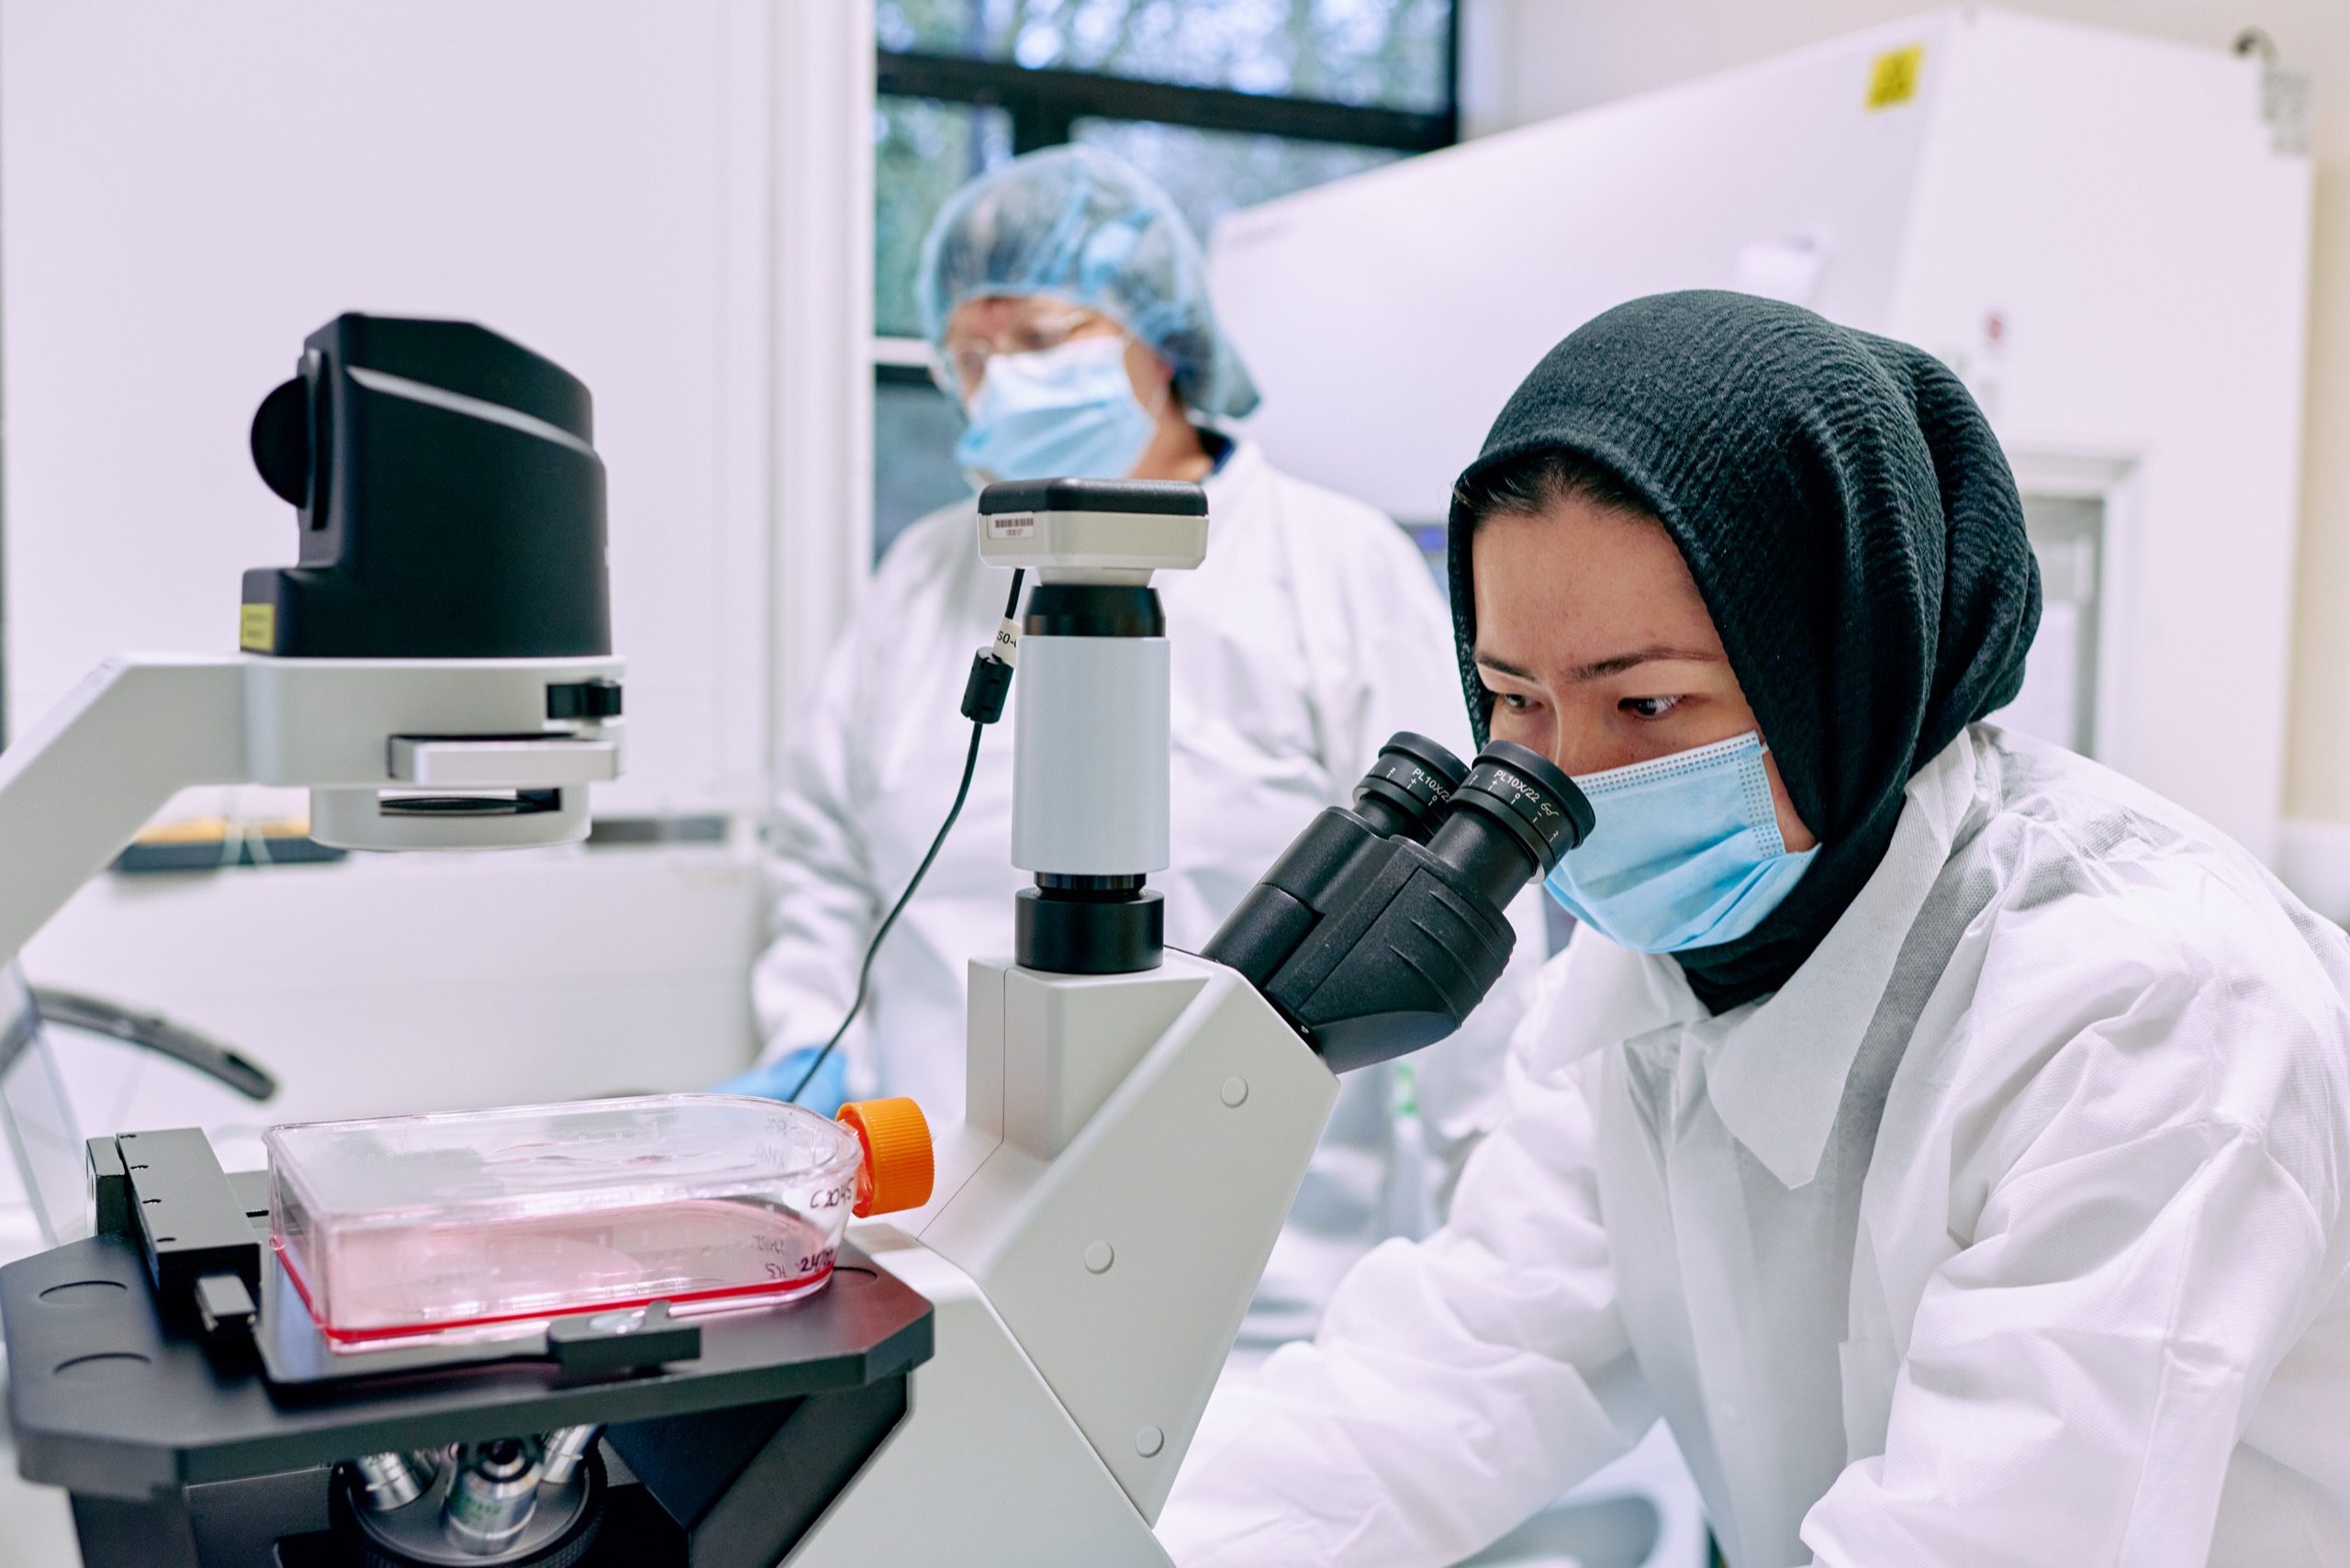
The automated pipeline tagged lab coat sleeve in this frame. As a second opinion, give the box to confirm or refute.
[748,618,882,1080]
[1159,990,1655,1568]
[1803,937,2346,1566]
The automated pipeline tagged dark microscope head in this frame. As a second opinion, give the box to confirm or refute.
[1203,733,1593,1072]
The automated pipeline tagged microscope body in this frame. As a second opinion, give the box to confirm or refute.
[795,954,1331,1562]
[786,481,1313,1560]
[785,483,1588,1564]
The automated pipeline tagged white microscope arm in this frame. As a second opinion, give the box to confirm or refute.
[0,653,623,974]
[0,658,245,974]
[797,952,1338,1567]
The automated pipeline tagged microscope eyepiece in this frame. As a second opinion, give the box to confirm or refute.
[1349,732,1466,842]
[1441,741,1593,876]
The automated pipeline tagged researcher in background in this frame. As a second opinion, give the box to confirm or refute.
[738,145,1540,1343]
[1159,290,2350,1566]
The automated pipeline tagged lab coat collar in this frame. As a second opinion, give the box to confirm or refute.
[1700,727,1986,1188]
[1537,727,1986,1185]
[1536,924,1705,1076]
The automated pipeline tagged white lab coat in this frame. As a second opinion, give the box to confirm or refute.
[1161,724,2350,1567]
[755,437,1542,1336]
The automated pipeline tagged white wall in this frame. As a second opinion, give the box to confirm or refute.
[1460,0,2350,900]
[1,0,874,822]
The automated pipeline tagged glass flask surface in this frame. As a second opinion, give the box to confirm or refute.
[266,1094,862,1347]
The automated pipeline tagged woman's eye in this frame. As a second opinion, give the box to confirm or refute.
[1494,692,1534,711]
[1620,695,1682,720]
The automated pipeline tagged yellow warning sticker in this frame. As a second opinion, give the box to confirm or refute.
[1866,44,1925,110]
[239,602,275,653]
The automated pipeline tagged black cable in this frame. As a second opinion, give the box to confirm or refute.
[785,721,984,1103]
[786,567,1025,1105]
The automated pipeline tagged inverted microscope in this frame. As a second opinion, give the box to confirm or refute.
[0,319,1590,1566]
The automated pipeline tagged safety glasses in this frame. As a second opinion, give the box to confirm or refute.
[932,301,1123,399]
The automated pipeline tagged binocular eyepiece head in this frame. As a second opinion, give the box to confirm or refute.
[1203,731,1594,1072]
[1346,733,1592,868]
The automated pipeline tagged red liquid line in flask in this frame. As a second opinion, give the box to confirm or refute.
[272,1197,840,1345]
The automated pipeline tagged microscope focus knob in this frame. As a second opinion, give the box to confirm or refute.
[836,1098,934,1217]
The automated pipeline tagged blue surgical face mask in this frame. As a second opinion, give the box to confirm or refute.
[954,335,1158,482]
[1542,731,1817,953]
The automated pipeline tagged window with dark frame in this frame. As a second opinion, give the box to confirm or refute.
[873,0,1460,559]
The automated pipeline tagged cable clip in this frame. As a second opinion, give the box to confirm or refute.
[960,644,1014,724]
[960,583,1024,726]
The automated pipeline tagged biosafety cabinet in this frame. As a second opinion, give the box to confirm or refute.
[1207,8,2314,863]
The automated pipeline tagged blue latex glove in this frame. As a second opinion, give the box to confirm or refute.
[713,1045,848,1116]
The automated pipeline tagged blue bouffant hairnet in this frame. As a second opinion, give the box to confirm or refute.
[916,144,1260,420]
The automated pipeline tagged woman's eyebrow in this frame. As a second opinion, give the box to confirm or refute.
[1473,651,1540,682]
[1566,645,1724,681]
[1475,645,1724,683]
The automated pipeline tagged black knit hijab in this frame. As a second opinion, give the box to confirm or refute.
[1448,291,2041,1011]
